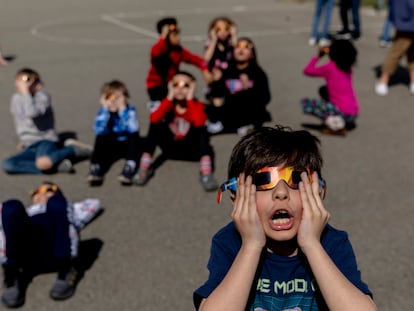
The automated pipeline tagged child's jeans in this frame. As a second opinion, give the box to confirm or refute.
[301,97,357,129]
[311,0,335,40]
[2,140,75,174]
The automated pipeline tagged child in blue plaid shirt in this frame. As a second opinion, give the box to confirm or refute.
[87,80,142,186]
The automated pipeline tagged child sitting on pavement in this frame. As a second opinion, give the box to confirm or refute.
[0,182,102,308]
[87,80,142,186]
[134,71,218,192]
[203,16,238,106]
[146,17,212,105]
[194,125,377,311]
[2,68,92,174]
[205,37,272,136]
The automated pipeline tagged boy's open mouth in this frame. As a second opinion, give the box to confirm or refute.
[270,209,293,229]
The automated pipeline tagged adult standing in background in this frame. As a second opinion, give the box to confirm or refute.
[336,0,362,40]
[375,0,414,96]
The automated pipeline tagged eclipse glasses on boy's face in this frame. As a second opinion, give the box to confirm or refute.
[236,41,253,50]
[168,24,180,34]
[172,80,190,89]
[216,166,327,203]
[29,184,58,198]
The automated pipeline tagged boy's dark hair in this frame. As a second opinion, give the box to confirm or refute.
[156,17,177,34]
[100,80,130,98]
[175,70,196,81]
[329,39,357,73]
[16,67,41,84]
[228,125,323,179]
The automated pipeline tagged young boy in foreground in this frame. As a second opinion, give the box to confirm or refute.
[193,126,377,311]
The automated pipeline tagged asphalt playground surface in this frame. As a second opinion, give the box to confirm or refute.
[0,0,413,310]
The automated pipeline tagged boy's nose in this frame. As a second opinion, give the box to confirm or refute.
[272,181,289,200]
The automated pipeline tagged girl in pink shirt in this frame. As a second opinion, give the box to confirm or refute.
[301,39,359,135]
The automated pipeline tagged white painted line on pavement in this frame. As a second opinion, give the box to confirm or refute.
[101,14,158,39]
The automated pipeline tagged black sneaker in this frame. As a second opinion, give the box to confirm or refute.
[351,31,361,40]
[117,163,136,185]
[133,168,154,186]
[57,159,75,174]
[87,164,104,186]
[49,268,78,301]
[1,267,26,308]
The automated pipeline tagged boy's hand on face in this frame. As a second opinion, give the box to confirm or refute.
[232,173,266,250]
[167,80,175,100]
[115,95,127,111]
[160,25,170,39]
[100,94,111,108]
[229,24,237,38]
[297,171,330,254]
[209,28,218,42]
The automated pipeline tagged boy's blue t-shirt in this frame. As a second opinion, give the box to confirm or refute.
[194,222,372,311]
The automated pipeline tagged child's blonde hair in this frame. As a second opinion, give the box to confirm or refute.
[100,80,130,98]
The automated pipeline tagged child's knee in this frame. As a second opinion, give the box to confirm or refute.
[36,156,53,171]
[1,200,26,219]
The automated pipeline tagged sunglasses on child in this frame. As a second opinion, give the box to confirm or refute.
[29,184,58,197]
[216,166,326,203]
[168,25,180,34]
[215,25,229,32]
[236,41,253,49]
[172,80,191,89]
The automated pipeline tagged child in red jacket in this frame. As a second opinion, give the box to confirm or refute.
[135,71,218,192]
[146,17,212,104]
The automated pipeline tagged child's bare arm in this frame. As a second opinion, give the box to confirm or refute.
[199,175,265,311]
[204,30,217,62]
[298,172,377,311]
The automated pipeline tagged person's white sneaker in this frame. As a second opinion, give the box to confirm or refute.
[318,38,331,47]
[308,37,317,46]
[410,83,414,95]
[375,83,388,96]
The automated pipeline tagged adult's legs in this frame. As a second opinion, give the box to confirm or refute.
[320,0,335,40]
[351,0,361,38]
[379,33,413,85]
[311,0,325,39]
[339,0,351,32]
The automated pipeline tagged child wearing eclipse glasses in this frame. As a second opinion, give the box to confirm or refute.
[134,71,218,192]
[0,182,102,308]
[87,80,142,186]
[2,68,92,175]
[203,16,238,107]
[145,17,212,105]
[205,37,272,137]
[193,126,377,311]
